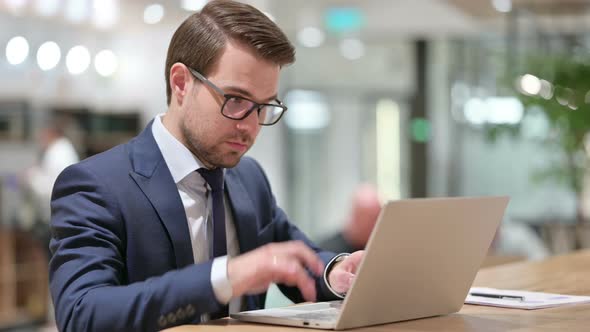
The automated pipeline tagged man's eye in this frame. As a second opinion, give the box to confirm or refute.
[229,97,247,104]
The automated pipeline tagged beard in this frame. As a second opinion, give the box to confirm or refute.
[180,120,251,169]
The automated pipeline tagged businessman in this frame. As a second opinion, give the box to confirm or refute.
[49,1,363,331]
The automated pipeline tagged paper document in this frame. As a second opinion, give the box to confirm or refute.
[466,287,590,310]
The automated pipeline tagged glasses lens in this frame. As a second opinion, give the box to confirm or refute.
[223,96,256,118]
[259,105,285,125]
[222,96,285,125]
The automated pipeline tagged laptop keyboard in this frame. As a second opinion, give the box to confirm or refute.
[292,308,340,321]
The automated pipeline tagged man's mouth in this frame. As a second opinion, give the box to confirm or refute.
[226,141,248,152]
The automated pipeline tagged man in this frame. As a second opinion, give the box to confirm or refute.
[320,184,382,253]
[26,118,79,226]
[25,118,79,255]
[24,118,79,325]
[49,1,364,331]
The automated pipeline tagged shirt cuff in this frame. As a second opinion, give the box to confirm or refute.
[211,256,233,305]
[323,253,350,299]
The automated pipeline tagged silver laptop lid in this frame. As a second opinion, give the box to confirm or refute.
[335,196,509,330]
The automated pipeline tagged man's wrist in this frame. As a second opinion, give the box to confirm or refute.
[211,256,233,304]
[323,253,350,299]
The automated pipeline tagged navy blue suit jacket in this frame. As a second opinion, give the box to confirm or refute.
[49,122,339,332]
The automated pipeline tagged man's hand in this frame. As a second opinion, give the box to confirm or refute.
[327,250,364,294]
[227,241,325,302]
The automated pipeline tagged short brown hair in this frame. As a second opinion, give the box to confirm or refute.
[164,0,295,105]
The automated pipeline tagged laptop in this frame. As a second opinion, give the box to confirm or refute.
[231,196,510,330]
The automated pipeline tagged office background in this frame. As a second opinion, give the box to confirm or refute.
[1,0,589,330]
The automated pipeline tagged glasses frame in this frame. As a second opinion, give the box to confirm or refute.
[186,66,287,126]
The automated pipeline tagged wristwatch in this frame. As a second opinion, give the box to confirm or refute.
[323,253,350,299]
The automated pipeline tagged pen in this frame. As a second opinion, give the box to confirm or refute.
[469,292,525,301]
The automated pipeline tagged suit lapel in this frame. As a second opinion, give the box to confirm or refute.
[128,122,194,269]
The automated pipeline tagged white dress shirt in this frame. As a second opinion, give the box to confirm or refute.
[151,114,241,320]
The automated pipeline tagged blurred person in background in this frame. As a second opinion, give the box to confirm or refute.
[48,1,364,331]
[20,117,79,328]
[320,184,382,253]
[23,117,79,250]
[319,184,549,261]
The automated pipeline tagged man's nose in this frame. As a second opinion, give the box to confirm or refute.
[235,108,260,133]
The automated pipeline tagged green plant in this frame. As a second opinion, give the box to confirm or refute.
[487,55,590,223]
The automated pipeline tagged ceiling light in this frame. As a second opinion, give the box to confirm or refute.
[66,45,91,75]
[464,97,524,125]
[94,49,118,77]
[144,3,164,24]
[297,27,325,48]
[5,36,29,65]
[284,90,330,130]
[464,98,487,125]
[486,97,524,124]
[539,80,553,100]
[518,74,542,96]
[37,41,61,71]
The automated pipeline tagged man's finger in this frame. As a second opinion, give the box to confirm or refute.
[271,258,317,302]
[279,241,324,276]
[330,269,355,294]
[342,251,364,273]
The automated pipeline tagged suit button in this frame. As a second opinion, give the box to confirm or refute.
[158,315,167,328]
[186,304,196,316]
[176,308,186,321]
[167,312,177,324]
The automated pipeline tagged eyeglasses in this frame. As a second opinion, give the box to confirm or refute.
[186,66,287,126]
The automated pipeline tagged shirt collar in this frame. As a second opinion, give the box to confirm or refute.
[151,114,206,183]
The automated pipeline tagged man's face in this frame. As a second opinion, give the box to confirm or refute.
[180,41,280,168]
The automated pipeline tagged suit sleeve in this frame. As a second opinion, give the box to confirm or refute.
[247,159,342,302]
[317,232,358,254]
[269,205,343,302]
[49,164,222,332]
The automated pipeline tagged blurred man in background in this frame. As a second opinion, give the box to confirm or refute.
[21,117,79,327]
[24,117,79,246]
[320,184,382,253]
[320,184,549,261]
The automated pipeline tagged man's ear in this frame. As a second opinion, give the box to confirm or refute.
[169,63,191,105]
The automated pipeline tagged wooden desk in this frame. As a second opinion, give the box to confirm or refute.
[166,250,590,331]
